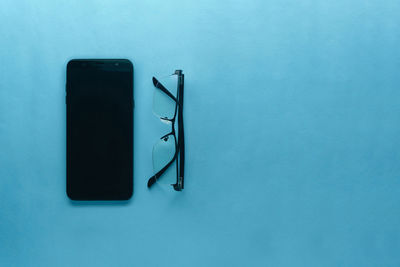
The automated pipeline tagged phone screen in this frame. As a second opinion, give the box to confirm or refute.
[66,59,133,200]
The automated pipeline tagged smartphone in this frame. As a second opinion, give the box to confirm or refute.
[66,59,133,200]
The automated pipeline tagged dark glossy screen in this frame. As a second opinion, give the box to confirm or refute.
[66,59,133,200]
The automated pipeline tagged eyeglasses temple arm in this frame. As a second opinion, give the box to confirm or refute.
[177,74,185,190]
[152,77,178,103]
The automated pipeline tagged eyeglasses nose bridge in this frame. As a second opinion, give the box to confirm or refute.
[160,116,174,122]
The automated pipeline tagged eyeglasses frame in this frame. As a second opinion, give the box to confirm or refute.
[147,70,184,191]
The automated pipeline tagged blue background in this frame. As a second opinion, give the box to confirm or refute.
[1,0,400,266]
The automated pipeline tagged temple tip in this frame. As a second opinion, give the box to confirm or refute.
[147,177,156,188]
[152,77,158,87]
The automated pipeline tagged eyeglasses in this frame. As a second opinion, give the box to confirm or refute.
[147,70,185,191]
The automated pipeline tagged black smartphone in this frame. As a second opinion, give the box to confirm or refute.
[66,59,133,200]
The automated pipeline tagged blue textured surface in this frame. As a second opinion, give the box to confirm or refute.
[1,1,400,266]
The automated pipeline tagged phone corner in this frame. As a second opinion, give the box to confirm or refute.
[66,188,77,201]
[66,58,77,69]
[122,59,134,71]
[124,187,134,200]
